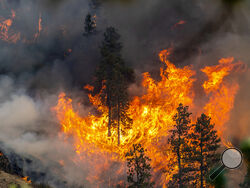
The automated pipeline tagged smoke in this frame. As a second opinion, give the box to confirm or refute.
[0,0,249,187]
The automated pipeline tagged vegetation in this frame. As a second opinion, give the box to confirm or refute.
[167,104,221,187]
[167,104,192,187]
[126,144,154,188]
[83,13,96,36]
[94,27,134,143]
[189,113,221,187]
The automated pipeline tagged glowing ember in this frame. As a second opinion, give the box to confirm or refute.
[34,13,42,40]
[22,176,32,184]
[53,49,246,186]
[0,10,20,43]
[171,20,186,30]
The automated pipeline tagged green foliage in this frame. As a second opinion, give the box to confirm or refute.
[167,103,192,187]
[83,13,96,36]
[8,184,30,188]
[189,113,221,187]
[126,144,154,188]
[168,106,221,187]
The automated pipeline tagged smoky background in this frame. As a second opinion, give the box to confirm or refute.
[0,0,249,187]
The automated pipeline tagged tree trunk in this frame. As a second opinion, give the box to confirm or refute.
[117,98,120,145]
[200,133,204,188]
[177,134,182,188]
[108,104,111,137]
[107,91,111,137]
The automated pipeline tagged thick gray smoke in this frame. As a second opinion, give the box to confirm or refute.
[0,0,249,187]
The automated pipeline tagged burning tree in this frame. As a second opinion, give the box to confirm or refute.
[54,48,245,186]
[94,27,134,142]
[126,144,154,188]
[189,113,221,187]
[167,103,192,187]
[83,13,96,35]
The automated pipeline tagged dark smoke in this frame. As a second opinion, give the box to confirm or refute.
[0,0,249,187]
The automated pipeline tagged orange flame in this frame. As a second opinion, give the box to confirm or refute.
[0,10,20,43]
[53,49,246,186]
[171,20,186,30]
[34,13,42,40]
[201,57,246,141]
[22,176,32,184]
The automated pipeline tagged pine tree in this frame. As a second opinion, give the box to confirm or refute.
[83,13,96,36]
[167,103,192,188]
[112,62,134,145]
[94,27,134,140]
[189,113,221,188]
[126,144,155,188]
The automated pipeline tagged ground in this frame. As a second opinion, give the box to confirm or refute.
[0,170,31,188]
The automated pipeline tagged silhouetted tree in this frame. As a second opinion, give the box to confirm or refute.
[189,113,221,187]
[168,103,192,188]
[83,13,96,35]
[113,68,133,145]
[94,27,134,141]
[126,144,154,188]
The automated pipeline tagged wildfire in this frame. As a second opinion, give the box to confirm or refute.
[0,9,43,43]
[171,20,186,30]
[22,176,32,184]
[0,10,20,43]
[34,13,43,40]
[53,49,246,186]
[201,57,246,138]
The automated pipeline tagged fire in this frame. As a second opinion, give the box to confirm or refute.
[0,10,20,43]
[34,13,43,40]
[201,57,246,138]
[0,9,43,43]
[53,49,246,186]
[171,20,186,30]
[22,176,32,184]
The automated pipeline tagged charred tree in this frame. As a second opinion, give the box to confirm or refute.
[126,144,154,188]
[83,13,96,36]
[113,65,134,145]
[189,113,221,188]
[168,103,192,188]
[94,27,134,140]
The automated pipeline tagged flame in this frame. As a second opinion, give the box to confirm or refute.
[53,49,246,186]
[0,8,43,44]
[171,20,186,30]
[34,13,42,40]
[22,176,32,184]
[201,57,246,141]
[0,10,20,43]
